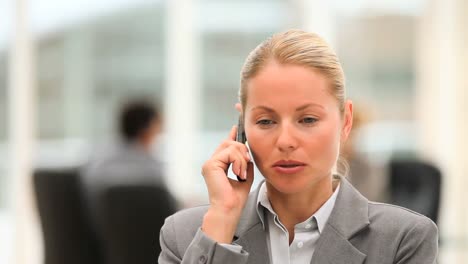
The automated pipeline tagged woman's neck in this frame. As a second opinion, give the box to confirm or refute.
[266,176,334,230]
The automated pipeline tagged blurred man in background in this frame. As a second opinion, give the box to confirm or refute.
[80,99,168,225]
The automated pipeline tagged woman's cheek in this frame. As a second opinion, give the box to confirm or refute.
[314,126,341,162]
[248,139,268,171]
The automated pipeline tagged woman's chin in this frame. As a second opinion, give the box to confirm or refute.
[265,175,312,195]
[264,170,331,195]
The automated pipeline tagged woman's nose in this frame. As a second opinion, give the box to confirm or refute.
[276,123,299,152]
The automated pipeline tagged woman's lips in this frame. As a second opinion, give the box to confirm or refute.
[272,160,306,174]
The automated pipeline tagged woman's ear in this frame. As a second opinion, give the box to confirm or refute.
[235,103,243,115]
[341,100,353,142]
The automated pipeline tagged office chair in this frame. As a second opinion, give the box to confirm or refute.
[96,184,178,264]
[389,159,442,224]
[33,168,103,264]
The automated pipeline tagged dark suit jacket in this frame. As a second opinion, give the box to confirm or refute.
[159,176,438,263]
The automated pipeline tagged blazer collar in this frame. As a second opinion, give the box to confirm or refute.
[235,185,263,237]
[327,175,370,239]
[311,175,369,264]
[234,184,270,264]
[233,184,269,263]
[232,175,370,264]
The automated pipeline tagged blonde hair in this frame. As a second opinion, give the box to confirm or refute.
[239,29,345,113]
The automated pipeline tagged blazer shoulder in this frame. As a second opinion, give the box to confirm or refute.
[159,205,210,261]
[164,204,209,235]
[367,201,438,233]
[365,202,439,262]
[171,204,209,219]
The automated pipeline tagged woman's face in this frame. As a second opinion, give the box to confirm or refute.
[244,61,352,195]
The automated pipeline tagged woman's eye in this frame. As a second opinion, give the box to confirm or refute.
[256,119,275,126]
[300,117,318,124]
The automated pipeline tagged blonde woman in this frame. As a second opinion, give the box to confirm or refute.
[158,30,438,264]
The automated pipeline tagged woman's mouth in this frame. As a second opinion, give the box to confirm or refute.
[272,160,306,174]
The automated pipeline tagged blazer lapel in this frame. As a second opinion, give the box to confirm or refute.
[234,224,269,264]
[311,226,366,264]
[233,184,270,264]
[311,176,369,264]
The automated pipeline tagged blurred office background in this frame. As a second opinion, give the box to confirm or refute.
[1,0,467,263]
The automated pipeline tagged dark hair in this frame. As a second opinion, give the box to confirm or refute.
[119,100,160,142]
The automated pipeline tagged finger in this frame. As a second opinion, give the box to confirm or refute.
[229,150,247,179]
[210,145,246,175]
[246,161,254,184]
[228,125,237,141]
[230,157,241,177]
[235,143,251,162]
[213,127,238,153]
[231,146,249,179]
[240,154,249,180]
[227,155,249,181]
[231,161,255,190]
[214,140,229,154]
[225,141,250,161]
[215,140,250,162]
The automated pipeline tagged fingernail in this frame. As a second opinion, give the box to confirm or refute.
[245,152,251,161]
[243,170,247,180]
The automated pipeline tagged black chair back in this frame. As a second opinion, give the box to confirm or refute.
[389,160,442,224]
[33,168,103,264]
[97,184,177,264]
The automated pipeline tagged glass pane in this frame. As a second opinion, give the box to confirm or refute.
[337,14,417,120]
[332,3,424,157]
[0,0,13,210]
[34,2,166,164]
[0,1,12,262]
[0,49,7,210]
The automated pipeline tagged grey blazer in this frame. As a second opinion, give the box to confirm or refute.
[159,176,438,263]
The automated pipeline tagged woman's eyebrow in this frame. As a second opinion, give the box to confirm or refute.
[250,103,324,112]
[295,103,324,111]
[251,106,275,112]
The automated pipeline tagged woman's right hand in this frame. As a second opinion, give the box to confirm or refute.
[201,125,254,243]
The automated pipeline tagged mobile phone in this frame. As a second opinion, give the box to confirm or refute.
[236,115,247,144]
[236,115,247,182]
